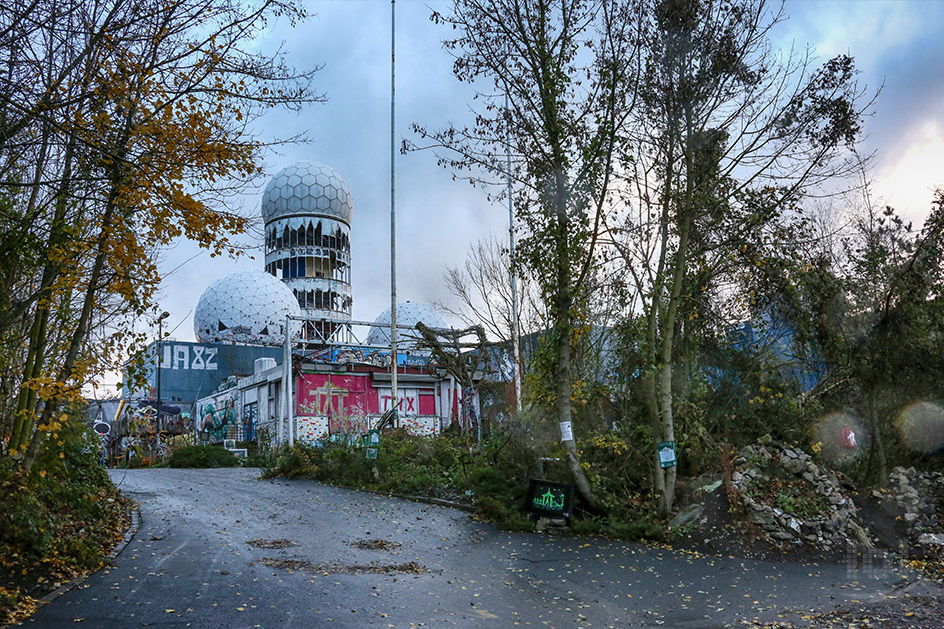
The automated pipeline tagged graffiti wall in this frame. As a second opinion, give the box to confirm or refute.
[297,373,375,435]
[197,389,241,443]
[308,345,431,367]
[124,341,284,408]
[297,416,330,442]
[398,415,439,437]
[294,373,442,442]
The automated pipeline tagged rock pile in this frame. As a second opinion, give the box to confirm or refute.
[729,443,872,551]
[881,466,943,547]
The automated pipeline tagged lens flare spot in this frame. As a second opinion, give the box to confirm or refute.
[897,401,944,454]
[813,411,865,465]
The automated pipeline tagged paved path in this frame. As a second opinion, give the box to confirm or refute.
[26,468,922,628]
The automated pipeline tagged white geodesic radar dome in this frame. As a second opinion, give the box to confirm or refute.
[194,270,301,346]
[365,302,448,350]
[261,162,353,224]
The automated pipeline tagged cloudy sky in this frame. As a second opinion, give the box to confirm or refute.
[150,0,944,350]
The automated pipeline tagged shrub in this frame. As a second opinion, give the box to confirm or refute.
[570,513,663,540]
[474,496,533,531]
[262,416,676,540]
[1,413,127,625]
[166,445,240,468]
[264,424,540,528]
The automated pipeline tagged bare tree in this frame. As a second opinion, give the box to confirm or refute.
[438,234,543,340]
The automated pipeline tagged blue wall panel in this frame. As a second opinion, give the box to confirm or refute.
[126,341,283,408]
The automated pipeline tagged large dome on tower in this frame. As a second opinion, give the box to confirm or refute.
[193,270,301,346]
[260,161,353,224]
[366,302,448,350]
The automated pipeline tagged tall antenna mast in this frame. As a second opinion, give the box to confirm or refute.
[390,0,398,419]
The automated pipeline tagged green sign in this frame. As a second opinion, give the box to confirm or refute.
[331,433,361,447]
[657,441,677,468]
[361,430,381,449]
[527,479,574,517]
[365,447,378,460]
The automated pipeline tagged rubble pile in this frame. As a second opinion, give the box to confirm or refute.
[882,466,944,547]
[729,443,872,551]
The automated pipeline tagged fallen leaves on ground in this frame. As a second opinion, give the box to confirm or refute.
[260,557,424,575]
[347,538,403,551]
[246,538,299,549]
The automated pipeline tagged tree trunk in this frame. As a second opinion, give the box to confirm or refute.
[655,209,691,516]
[19,428,46,475]
[654,110,695,516]
[10,136,75,454]
[867,388,888,486]
[553,166,596,507]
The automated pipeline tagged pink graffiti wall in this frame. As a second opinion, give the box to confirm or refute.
[295,372,443,436]
[297,373,376,434]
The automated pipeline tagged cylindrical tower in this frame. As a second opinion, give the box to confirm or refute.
[261,162,353,343]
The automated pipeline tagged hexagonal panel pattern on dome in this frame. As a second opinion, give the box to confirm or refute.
[365,302,448,349]
[261,162,354,225]
[194,270,301,346]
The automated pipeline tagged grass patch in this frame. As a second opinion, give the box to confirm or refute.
[746,471,832,520]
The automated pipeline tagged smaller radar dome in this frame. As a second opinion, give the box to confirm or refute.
[261,162,353,225]
[194,270,301,346]
[366,302,448,350]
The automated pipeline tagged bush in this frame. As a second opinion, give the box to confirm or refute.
[264,425,540,528]
[166,445,240,468]
[570,513,663,540]
[1,414,128,625]
[261,417,670,541]
[473,496,533,531]
[578,429,649,509]
[264,439,370,484]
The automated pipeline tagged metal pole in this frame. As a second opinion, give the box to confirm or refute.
[390,0,398,425]
[155,311,169,453]
[281,315,289,445]
[156,319,161,451]
[288,316,295,447]
[154,310,170,452]
[505,92,522,412]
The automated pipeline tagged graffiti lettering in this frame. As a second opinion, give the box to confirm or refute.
[192,346,206,370]
[204,347,217,370]
[173,345,189,370]
[159,345,219,371]
[381,393,417,415]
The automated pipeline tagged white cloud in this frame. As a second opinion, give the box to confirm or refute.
[874,120,944,224]
[779,0,923,70]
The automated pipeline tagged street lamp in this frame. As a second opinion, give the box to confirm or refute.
[155,311,170,454]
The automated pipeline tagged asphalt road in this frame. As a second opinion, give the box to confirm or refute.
[24,468,926,628]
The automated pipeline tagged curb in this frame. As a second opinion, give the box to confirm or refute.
[38,503,142,605]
